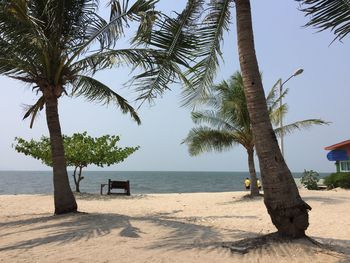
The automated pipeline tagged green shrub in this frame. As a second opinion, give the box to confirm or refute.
[324,172,350,189]
[300,170,319,190]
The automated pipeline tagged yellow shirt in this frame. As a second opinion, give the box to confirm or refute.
[244,179,250,187]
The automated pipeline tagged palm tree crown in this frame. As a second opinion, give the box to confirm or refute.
[0,0,167,125]
[184,71,328,156]
[183,72,253,156]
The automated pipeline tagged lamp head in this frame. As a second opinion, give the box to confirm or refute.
[293,68,304,76]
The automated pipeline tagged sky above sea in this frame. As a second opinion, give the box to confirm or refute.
[0,1,347,173]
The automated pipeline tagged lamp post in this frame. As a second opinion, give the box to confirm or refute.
[279,68,304,157]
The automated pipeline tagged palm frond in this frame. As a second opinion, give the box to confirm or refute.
[67,0,159,66]
[269,103,288,127]
[0,1,44,79]
[71,48,164,74]
[191,110,236,131]
[72,75,141,124]
[297,0,350,41]
[266,79,281,108]
[182,0,234,105]
[131,0,204,104]
[22,96,46,128]
[266,79,289,112]
[274,119,330,137]
[182,126,237,156]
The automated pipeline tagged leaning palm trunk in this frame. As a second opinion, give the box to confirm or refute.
[247,148,259,196]
[235,0,311,237]
[44,88,77,214]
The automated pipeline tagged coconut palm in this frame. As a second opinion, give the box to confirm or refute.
[0,0,173,214]
[235,0,311,238]
[183,72,259,196]
[183,71,328,197]
[297,0,350,42]
[137,0,313,237]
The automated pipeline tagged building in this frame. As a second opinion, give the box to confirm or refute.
[325,140,350,173]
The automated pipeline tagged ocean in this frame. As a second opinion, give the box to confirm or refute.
[0,170,330,195]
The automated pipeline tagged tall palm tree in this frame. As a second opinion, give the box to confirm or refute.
[235,0,311,238]
[0,0,168,214]
[137,0,314,237]
[183,71,328,197]
[297,0,350,42]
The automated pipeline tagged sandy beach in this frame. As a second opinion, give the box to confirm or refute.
[0,189,349,263]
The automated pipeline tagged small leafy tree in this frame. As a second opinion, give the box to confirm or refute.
[300,170,319,190]
[14,132,139,192]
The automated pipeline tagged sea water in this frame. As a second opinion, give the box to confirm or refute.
[0,170,329,195]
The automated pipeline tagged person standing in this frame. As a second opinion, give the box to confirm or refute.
[244,178,251,190]
[257,178,262,190]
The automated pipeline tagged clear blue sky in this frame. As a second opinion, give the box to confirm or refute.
[0,0,348,173]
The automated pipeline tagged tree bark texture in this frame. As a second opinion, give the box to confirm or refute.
[247,148,259,196]
[45,90,77,214]
[235,0,311,237]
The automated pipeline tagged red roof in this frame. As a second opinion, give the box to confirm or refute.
[325,140,350,150]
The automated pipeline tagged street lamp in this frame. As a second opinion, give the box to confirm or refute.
[279,68,304,157]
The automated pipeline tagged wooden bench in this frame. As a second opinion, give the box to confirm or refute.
[103,179,130,196]
[317,184,328,190]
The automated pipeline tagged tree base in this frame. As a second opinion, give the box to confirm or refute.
[220,232,334,255]
[54,201,78,215]
[55,206,78,215]
[267,201,311,238]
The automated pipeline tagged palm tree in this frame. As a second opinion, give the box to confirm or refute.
[297,0,350,42]
[183,71,328,197]
[235,0,311,238]
[137,0,313,237]
[184,72,259,196]
[0,0,167,214]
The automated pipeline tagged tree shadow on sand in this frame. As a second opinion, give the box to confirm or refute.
[1,211,348,262]
[0,211,256,252]
[218,233,350,261]
[216,193,264,206]
[311,236,350,255]
[302,196,349,205]
[0,213,138,251]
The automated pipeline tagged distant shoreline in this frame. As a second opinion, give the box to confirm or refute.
[0,169,333,174]
[0,170,330,195]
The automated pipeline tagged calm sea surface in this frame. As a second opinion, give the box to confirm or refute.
[0,171,330,195]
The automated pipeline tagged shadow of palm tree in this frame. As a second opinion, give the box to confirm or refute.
[0,211,258,253]
[216,194,264,206]
[136,212,259,251]
[302,196,349,205]
[311,236,350,255]
[218,233,350,261]
[0,213,134,251]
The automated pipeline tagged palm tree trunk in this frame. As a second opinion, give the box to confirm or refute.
[45,93,77,214]
[235,0,311,237]
[247,148,259,196]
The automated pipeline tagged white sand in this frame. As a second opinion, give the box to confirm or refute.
[0,189,349,262]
